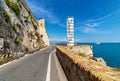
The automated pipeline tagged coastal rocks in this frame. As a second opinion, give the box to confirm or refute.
[56,45,120,81]
[92,57,106,66]
[67,45,93,57]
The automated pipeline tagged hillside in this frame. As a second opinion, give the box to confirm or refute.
[0,0,49,59]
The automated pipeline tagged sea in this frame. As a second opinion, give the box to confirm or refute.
[77,43,120,68]
[56,42,120,68]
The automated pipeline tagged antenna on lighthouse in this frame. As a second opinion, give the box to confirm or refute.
[67,17,74,46]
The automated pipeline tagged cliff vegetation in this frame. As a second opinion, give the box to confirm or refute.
[0,0,49,64]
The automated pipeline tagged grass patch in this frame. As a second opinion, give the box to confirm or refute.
[24,16,29,20]
[5,0,11,6]
[5,0,20,15]
[30,31,35,37]
[39,45,43,49]
[15,37,21,44]
[4,12,10,22]
[78,53,88,57]
[13,26,17,33]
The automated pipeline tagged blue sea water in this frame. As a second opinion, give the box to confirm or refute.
[78,43,120,68]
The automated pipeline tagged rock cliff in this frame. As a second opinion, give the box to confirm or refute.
[0,0,49,58]
[56,45,120,81]
[37,19,50,46]
[67,45,93,57]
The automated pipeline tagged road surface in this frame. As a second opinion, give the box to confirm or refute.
[0,46,67,81]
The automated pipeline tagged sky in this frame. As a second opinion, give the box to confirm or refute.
[26,0,120,43]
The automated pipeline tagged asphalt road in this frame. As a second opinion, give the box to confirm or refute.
[0,46,67,81]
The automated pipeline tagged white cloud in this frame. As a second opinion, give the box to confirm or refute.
[50,37,81,42]
[77,26,111,34]
[50,38,67,42]
[83,27,96,33]
[75,39,81,42]
[77,25,111,34]
[85,23,99,28]
[76,14,112,34]
[26,1,65,27]
[28,4,59,23]
[87,14,112,22]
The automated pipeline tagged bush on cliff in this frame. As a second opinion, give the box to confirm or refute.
[4,12,10,22]
[13,26,17,33]
[78,53,88,57]
[5,0,20,15]
[24,16,29,20]
[39,45,43,49]
[30,31,35,37]
[15,37,21,44]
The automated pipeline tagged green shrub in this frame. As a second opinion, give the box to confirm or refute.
[4,12,10,22]
[79,53,88,57]
[24,16,29,20]
[5,0,20,15]
[15,37,21,44]
[10,2,20,15]
[5,0,11,6]
[39,45,43,49]
[30,31,35,37]
[13,26,17,33]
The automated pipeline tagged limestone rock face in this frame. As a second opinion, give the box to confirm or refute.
[67,45,93,57]
[0,0,49,56]
[92,57,106,66]
[37,19,50,46]
[0,38,4,50]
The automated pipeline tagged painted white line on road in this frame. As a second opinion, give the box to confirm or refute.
[45,50,55,81]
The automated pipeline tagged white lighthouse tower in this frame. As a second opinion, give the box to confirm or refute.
[67,17,74,46]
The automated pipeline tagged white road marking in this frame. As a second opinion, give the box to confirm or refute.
[45,50,55,81]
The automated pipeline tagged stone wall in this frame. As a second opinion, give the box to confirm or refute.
[56,45,120,81]
[37,19,50,46]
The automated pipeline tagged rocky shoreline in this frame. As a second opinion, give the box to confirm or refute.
[56,45,120,81]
